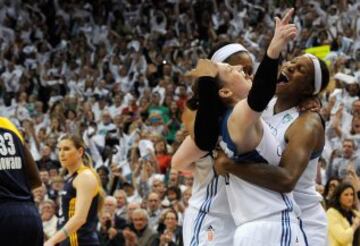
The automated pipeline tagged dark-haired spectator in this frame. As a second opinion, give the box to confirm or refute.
[323,177,341,209]
[327,182,360,246]
[153,209,183,246]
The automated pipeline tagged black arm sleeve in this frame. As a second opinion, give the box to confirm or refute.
[247,53,279,112]
[194,76,221,151]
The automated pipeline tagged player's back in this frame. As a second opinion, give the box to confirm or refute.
[0,117,43,246]
[0,117,32,202]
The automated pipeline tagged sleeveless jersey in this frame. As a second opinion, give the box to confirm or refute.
[0,117,32,203]
[58,165,100,246]
[188,155,230,215]
[219,109,300,226]
[186,154,235,245]
[262,98,323,210]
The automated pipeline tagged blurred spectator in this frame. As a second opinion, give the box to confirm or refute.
[2,0,359,243]
[129,208,157,246]
[147,192,162,230]
[36,145,60,171]
[327,139,360,179]
[40,199,58,240]
[180,187,192,209]
[154,209,183,246]
[154,139,172,174]
[104,196,127,229]
[152,179,167,200]
[323,177,341,209]
[126,202,141,224]
[114,189,128,219]
[97,210,125,245]
[327,182,360,246]
[47,175,64,202]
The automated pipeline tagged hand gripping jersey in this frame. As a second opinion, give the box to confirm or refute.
[184,155,235,246]
[262,98,327,246]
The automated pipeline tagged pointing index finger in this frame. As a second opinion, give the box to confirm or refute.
[281,8,294,25]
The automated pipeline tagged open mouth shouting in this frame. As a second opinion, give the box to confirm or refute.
[277,72,289,85]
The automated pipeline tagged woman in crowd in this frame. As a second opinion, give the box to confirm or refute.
[324,177,342,208]
[154,209,183,246]
[327,182,360,246]
[45,135,105,246]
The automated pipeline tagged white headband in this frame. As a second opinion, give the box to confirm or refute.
[304,54,322,95]
[211,43,248,63]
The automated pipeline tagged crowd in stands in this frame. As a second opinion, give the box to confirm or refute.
[1,0,360,245]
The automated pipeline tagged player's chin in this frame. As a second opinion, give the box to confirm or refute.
[60,160,68,167]
[275,85,285,94]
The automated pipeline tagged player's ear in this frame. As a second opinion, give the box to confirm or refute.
[219,88,233,99]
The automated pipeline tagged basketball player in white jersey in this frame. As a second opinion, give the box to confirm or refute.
[215,54,330,246]
[172,42,254,245]
[174,9,305,246]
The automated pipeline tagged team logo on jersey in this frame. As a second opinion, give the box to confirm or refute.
[265,121,278,137]
[281,113,293,124]
[207,225,215,241]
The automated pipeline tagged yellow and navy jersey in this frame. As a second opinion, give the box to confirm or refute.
[0,117,32,202]
[58,166,100,246]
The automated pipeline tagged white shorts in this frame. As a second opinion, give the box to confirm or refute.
[183,206,235,246]
[299,203,328,246]
[233,213,305,246]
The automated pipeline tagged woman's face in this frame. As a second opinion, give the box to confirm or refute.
[164,211,177,230]
[226,52,253,76]
[183,189,192,203]
[346,84,360,97]
[217,62,252,101]
[328,180,339,196]
[40,202,55,221]
[340,187,354,210]
[276,56,314,97]
[351,117,360,134]
[155,141,166,153]
[58,139,83,168]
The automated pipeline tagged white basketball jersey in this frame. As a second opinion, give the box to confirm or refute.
[188,155,230,216]
[219,109,300,226]
[186,155,235,246]
[262,98,323,211]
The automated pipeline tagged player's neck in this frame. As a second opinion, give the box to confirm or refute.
[67,162,83,175]
[274,96,300,114]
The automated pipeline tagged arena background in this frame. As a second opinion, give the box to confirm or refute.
[0,0,360,245]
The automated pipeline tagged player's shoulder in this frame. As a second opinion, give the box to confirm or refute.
[286,111,324,139]
[0,117,24,143]
[76,168,98,186]
[293,111,323,130]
